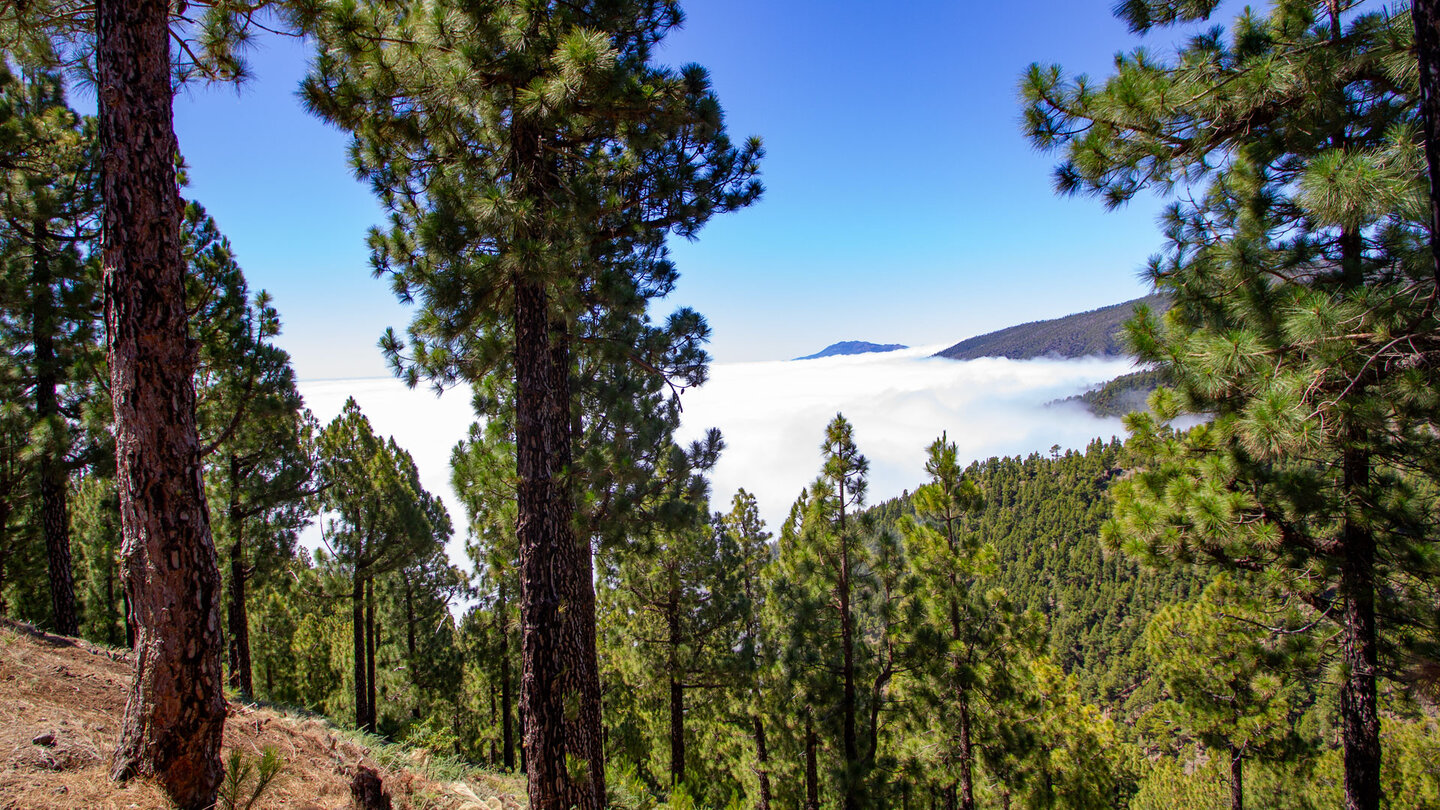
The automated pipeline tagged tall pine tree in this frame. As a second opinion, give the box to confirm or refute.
[302,3,760,806]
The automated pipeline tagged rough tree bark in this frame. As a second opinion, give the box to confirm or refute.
[499,579,515,771]
[804,715,819,810]
[352,573,370,732]
[515,272,604,810]
[1339,444,1379,810]
[226,455,253,698]
[101,2,225,807]
[752,712,771,810]
[1229,745,1244,810]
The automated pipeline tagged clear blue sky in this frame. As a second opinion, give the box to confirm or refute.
[170,1,1241,381]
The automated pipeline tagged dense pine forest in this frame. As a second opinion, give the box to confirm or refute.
[1,1,1440,809]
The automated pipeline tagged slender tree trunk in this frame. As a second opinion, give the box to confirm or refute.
[1340,446,1380,810]
[957,695,975,810]
[804,715,820,810]
[942,784,957,810]
[226,537,252,698]
[101,3,225,807]
[366,575,378,732]
[752,712,771,810]
[1229,745,1244,810]
[226,455,253,698]
[669,677,685,787]
[0,498,11,614]
[667,584,685,786]
[32,219,78,637]
[1413,0,1440,289]
[353,572,368,731]
[499,580,515,771]
[837,490,859,810]
[514,272,604,809]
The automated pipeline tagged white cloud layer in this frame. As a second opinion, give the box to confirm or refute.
[674,348,1137,533]
[297,350,1139,567]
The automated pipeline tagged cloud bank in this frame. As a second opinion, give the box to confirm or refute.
[297,350,1139,565]
[674,348,1137,533]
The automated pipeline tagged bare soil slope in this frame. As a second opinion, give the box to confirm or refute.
[0,619,523,810]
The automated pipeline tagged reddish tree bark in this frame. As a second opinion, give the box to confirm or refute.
[100,2,225,808]
[514,273,604,810]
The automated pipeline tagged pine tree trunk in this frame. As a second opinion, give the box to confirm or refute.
[500,580,515,771]
[226,535,253,698]
[1229,745,1243,810]
[32,218,78,637]
[226,455,253,699]
[838,492,859,810]
[514,273,604,810]
[942,784,957,810]
[957,695,975,810]
[1413,0,1440,289]
[669,677,685,786]
[804,716,820,810]
[752,713,771,810]
[1340,450,1380,810]
[366,576,378,732]
[668,584,684,786]
[353,572,368,731]
[101,3,225,807]
[0,497,11,614]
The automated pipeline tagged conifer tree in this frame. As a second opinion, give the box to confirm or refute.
[302,3,761,806]
[1024,4,1440,808]
[1144,576,1310,810]
[316,399,449,734]
[183,202,316,700]
[0,64,100,637]
[767,414,873,809]
[900,434,1026,810]
[720,489,776,810]
[451,417,522,770]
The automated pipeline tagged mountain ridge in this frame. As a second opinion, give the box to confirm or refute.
[934,294,1168,361]
[795,340,908,361]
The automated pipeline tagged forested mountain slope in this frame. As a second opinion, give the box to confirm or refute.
[935,295,1168,360]
[868,437,1202,708]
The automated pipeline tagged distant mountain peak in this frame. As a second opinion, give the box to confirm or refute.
[795,341,908,361]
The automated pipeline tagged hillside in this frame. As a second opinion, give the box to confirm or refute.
[795,340,908,360]
[934,295,1168,361]
[1057,368,1170,417]
[865,438,1203,709]
[0,620,524,810]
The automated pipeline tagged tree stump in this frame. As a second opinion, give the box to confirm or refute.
[349,765,391,810]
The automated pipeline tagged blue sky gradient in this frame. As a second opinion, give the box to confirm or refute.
[169,1,1244,380]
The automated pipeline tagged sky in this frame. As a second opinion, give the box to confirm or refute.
[160,1,1249,551]
[165,0,1239,380]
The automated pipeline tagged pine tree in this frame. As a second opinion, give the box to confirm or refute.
[451,418,522,771]
[183,202,317,700]
[0,64,101,637]
[316,399,448,734]
[302,4,761,806]
[1024,4,1440,808]
[899,434,1019,810]
[1144,576,1311,810]
[719,489,776,810]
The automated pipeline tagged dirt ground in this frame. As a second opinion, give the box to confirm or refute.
[0,619,524,810]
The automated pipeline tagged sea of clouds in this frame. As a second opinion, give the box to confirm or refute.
[297,348,1140,564]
